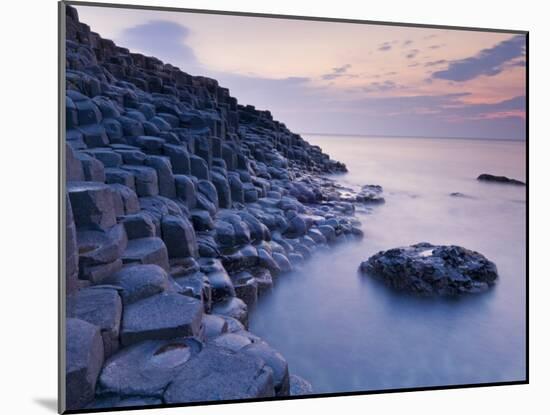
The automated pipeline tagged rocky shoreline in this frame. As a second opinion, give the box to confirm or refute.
[64,5,371,410]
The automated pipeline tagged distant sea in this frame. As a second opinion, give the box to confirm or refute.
[250,135,527,393]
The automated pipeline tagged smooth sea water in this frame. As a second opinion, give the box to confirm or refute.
[249,135,527,393]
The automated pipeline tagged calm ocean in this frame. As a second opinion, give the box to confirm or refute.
[250,135,527,393]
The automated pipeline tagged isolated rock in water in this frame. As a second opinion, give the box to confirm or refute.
[289,374,314,396]
[477,173,525,186]
[163,345,275,403]
[359,242,498,296]
[66,318,104,410]
[356,184,385,204]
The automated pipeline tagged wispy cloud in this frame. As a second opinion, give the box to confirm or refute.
[432,34,526,81]
[321,64,353,80]
[405,49,420,59]
[378,42,392,51]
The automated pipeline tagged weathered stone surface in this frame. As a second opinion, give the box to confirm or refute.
[163,345,275,403]
[77,224,128,282]
[67,287,122,357]
[360,242,498,296]
[211,297,248,327]
[242,342,290,396]
[66,318,104,410]
[272,252,293,274]
[289,374,314,395]
[103,264,169,304]
[121,293,203,346]
[99,338,202,397]
[122,237,170,271]
[174,175,197,208]
[68,182,116,230]
[66,195,80,294]
[121,212,156,239]
[201,314,228,340]
[187,154,208,180]
[161,215,198,258]
[121,165,159,197]
[145,155,176,198]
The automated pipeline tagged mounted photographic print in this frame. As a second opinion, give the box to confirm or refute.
[59,1,528,413]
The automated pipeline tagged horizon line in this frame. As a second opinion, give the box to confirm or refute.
[299,132,526,142]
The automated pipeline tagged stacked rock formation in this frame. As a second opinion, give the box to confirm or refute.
[64,5,365,410]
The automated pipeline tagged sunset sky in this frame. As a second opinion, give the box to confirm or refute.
[75,5,527,140]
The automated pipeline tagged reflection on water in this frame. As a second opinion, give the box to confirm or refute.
[249,136,526,393]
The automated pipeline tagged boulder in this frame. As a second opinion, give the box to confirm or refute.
[360,242,499,296]
[120,292,203,346]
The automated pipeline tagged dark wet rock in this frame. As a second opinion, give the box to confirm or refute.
[98,337,202,397]
[67,287,122,357]
[163,345,275,403]
[190,209,214,231]
[201,314,228,340]
[103,264,169,304]
[66,318,104,410]
[289,374,314,395]
[449,192,475,199]
[174,272,212,311]
[356,184,385,204]
[211,297,248,327]
[360,242,498,296]
[477,173,525,185]
[231,271,259,308]
[120,292,203,346]
[242,342,290,396]
[211,332,252,351]
[272,252,293,273]
[258,248,281,274]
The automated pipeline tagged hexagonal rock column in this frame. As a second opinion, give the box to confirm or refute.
[66,318,104,410]
[163,345,275,403]
[120,292,203,346]
[68,182,117,231]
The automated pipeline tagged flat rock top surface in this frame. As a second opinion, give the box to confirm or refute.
[360,242,498,296]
